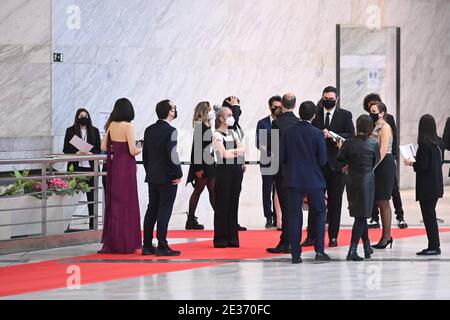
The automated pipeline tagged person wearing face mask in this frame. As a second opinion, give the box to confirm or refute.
[63,108,102,230]
[266,93,300,254]
[363,93,408,230]
[185,101,216,230]
[142,100,183,256]
[302,86,355,248]
[213,107,246,248]
[256,96,282,229]
[369,101,395,249]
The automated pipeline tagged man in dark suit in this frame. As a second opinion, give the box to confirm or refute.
[266,93,300,254]
[362,93,408,229]
[142,99,183,256]
[303,86,355,248]
[256,95,282,229]
[281,101,330,263]
[443,117,450,177]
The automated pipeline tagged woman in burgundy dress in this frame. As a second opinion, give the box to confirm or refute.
[98,98,142,254]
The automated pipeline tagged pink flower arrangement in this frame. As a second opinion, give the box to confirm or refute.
[34,182,43,192]
[48,178,70,190]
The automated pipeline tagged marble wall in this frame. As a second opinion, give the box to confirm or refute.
[1,0,449,224]
[0,0,52,169]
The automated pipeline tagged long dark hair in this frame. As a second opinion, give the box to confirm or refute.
[418,114,442,146]
[105,98,135,131]
[73,108,95,139]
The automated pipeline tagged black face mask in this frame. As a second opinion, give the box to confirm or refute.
[78,117,89,126]
[173,110,178,120]
[322,99,336,110]
[370,113,380,123]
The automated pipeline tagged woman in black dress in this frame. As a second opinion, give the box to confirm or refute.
[369,101,396,249]
[404,114,444,255]
[186,101,216,230]
[337,115,380,260]
[63,108,101,230]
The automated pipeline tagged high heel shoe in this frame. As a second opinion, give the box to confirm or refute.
[372,237,393,249]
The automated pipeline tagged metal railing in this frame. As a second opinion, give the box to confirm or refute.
[0,155,107,239]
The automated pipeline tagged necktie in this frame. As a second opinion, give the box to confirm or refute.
[325,112,330,129]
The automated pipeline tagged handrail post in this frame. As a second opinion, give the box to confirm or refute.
[41,163,47,236]
[93,160,99,230]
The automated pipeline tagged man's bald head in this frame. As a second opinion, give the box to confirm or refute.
[282,93,296,110]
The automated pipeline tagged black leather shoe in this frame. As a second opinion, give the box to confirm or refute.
[416,248,441,256]
[368,219,380,229]
[301,238,315,247]
[265,217,274,229]
[397,218,408,229]
[266,244,291,254]
[228,242,240,248]
[142,245,156,256]
[185,216,204,230]
[156,246,181,256]
[292,257,302,264]
[238,224,247,231]
[328,238,338,247]
[346,243,364,261]
[315,253,331,261]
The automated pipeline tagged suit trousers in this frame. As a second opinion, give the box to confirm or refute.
[143,183,178,248]
[288,187,326,259]
[420,198,440,250]
[261,174,274,218]
[274,176,290,246]
[307,165,345,240]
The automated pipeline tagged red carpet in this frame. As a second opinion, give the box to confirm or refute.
[0,228,449,297]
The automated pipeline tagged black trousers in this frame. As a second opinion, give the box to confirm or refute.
[371,171,404,221]
[261,174,275,218]
[274,175,289,246]
[75,166,96,230]
[307,165,345,240]
[420,198,440,250]
[143,183,178,248]
[214,164,243,246]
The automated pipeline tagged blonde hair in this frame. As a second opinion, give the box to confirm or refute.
[192,101,211,127]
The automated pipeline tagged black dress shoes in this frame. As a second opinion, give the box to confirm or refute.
[301,238,315,247]
[156,246,181,256]
[141,245,156,256]
[328,238,338,247]
[292,257,302,264]
[265,217,274,229]
[266,244,291,254]
[315,253,331,261]
[416,248,441,256]
[238,224,247,231]
[228,242,240,248]
[368,219,380,229]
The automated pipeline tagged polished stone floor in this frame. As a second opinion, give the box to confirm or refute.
[1,187,449,300]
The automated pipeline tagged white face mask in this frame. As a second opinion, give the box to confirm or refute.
[225,116,235,127]
[208,110,215,121]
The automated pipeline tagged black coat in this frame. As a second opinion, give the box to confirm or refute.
[143,120,183,184]
[312,106,355,171]
[63,125,102,171]
[413,142,444,202]
[272,112,300,180]
[384,113,398,160]
[337,136,380,218]
[186,122,215,186]
[443,117,450,177]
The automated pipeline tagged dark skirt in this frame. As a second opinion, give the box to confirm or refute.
[374,153,395,201]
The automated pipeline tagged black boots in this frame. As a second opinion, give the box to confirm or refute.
[185,215,204,230]
[363,240,373,259]
[346,243,364,261]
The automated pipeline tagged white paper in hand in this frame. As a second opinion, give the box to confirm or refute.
[329,131,346,142]
[69,135,93,153]
[399,144,416,160]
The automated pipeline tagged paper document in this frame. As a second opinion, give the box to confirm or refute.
[69,135,93,153]
[329,131,346,142]
[399,144,416,160]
